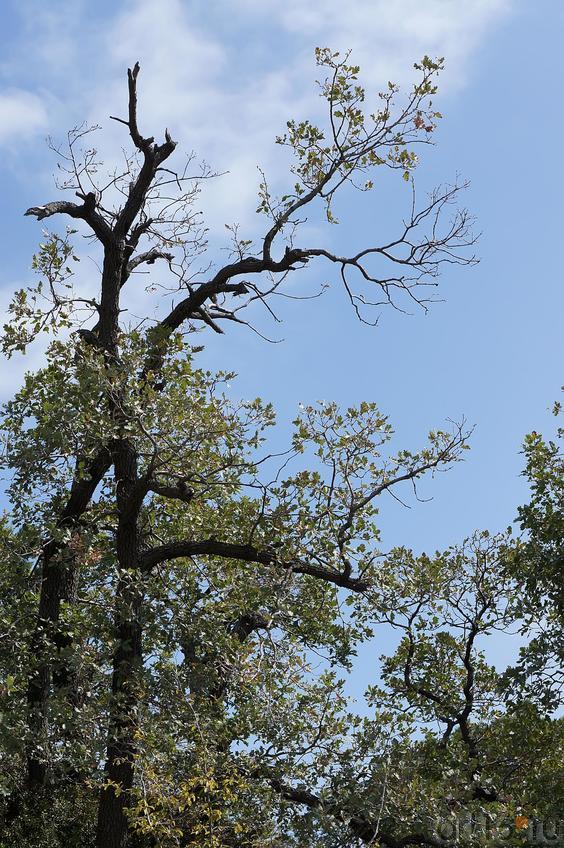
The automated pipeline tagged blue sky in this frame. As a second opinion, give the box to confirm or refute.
[0,1,562,677]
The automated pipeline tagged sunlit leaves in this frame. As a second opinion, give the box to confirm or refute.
[502,393,564,712]
[266,49,444,225]
[1,231,81,357]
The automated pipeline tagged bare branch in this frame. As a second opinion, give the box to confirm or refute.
[126,249,174,273]
[126,61,154,153]
[121,248,174,287]
[24,192,112,245]
[113,62,177,238]
[139,539,369,591]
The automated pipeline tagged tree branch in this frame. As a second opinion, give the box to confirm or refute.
[266,775,445,848]
[139,539,369,591]
[157,249,306,336]
[121,248,174,287]
[126,248,174,274]
[24,192,112,245]
[126,62,154,153]
[337,424,467,552]
[113,63,177,239]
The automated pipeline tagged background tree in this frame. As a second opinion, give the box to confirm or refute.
[502,395,564,714]
[0,52,560,848]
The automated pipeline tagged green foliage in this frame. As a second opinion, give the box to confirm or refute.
[2,231,80,357]
[502,393,564,712]
[0,48,560,848]
[1,334,561,845]
[265,49,444,223]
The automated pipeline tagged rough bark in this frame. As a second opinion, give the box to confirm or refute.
[27,448,111,786]
[96,440,143,848]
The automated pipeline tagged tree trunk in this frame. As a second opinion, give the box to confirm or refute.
[26,449,110,786]
[26,543,77,785]
[96,440,143,848]
[95,578,143,847]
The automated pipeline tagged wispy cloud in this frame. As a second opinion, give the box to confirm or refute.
[0,88,47,145]
[6,0,513,217]
[0,0,512,369]
[219,0,511,88]
[89,0,512,232]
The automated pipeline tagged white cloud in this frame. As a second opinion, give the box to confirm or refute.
[1,0,513,305]
[212,0,511,88]
[81,0,512,236]
[4,0,513,218]
[281,2,506,47]
[0,89,47,144]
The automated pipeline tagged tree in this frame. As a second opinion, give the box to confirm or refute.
[502,395,564,714]
[0,51,561,848]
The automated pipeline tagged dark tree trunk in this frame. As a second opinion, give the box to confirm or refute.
[96,440,143,848]
[26,182,127,795]
[27,546,77,785]
[95,577,143,848]
[26,450,111,787]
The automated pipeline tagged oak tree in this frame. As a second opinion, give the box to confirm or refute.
[0,51,561,848]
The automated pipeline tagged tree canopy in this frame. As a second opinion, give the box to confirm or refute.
[0,51,561,848]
